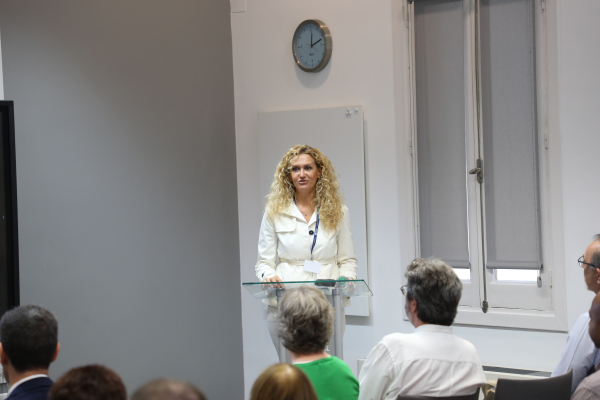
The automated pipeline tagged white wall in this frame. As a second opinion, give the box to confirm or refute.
[0,1,244,398]
[232,0,600,396]
[231,1,402,395]
[558,0,600,326]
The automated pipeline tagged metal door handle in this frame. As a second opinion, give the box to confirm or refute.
[469,158,483,184]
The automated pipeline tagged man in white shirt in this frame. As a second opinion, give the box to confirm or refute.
[552,235,600,393]
[359,258,486,400]
[0,305,60,400]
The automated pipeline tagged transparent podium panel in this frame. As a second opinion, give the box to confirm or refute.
[242,279,372,300]
[242,280,372,362]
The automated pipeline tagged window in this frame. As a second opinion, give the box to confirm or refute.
[406,0,558,319]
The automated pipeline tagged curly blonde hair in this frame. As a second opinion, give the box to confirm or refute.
[265,145,344,232]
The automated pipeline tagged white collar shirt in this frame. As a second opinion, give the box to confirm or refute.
[358,324,486,400]
[7,374,48,396]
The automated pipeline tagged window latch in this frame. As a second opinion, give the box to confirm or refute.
[468,158,483,184]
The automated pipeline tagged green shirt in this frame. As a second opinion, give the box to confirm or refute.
[295,356,359,400]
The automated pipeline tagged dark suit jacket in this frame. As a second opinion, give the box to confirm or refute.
[7,376,53,400]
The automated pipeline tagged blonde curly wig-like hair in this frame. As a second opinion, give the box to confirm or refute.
[265,144,344,233]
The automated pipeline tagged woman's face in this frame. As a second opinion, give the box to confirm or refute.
[289,154,321,194]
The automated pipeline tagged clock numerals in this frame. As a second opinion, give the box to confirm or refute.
[293,20,331,73]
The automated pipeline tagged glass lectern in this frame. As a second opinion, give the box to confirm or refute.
[242,279,372,362]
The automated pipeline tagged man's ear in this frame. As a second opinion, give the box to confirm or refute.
[51,343,60,363]
[0,343,9,365]
[410,298,418,315]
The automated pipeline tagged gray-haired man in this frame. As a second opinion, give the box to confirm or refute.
[359,259,486,400]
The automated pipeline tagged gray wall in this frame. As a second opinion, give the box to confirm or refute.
[0,1,243,398]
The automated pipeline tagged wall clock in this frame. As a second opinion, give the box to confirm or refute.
[292,19,332,73]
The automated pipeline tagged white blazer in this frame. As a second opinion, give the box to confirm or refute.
[255,203,358,305]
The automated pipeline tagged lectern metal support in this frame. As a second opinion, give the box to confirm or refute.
[276,288,288,363]
[332,287,343,360]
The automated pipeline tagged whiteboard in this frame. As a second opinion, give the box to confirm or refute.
[257,105,369,316]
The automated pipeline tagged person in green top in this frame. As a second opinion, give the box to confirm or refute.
[278,286,359,400]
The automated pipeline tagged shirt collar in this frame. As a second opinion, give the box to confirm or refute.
[414,324,454,334]
[8,374,48,395]
[281,203,317,224]
[280,203,302,219]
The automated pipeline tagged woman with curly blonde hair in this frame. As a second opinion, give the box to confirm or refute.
[255,144,358,355]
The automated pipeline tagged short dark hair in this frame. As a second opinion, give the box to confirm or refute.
[131,379,207,400]
[592,234,600,268]
[49,364,126,400]
[0,305,58,372]
[405,258,462,326]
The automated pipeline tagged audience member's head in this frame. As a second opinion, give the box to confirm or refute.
[404,258,462,327]
[278,286,333,355]
[589,292,600,348]
[250,363,317,400]
[0,305,59,383]
[582,234,600,293]
[131,379,207,400]
[49,364,126,400]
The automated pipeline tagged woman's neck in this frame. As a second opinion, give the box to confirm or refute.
[290,350,330,364]
[295,190,315,207]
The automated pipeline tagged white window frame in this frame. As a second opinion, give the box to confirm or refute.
[398,0,567,331]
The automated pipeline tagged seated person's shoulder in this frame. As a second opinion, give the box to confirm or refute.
[454,337,482,362]
[381,332,409,343]
[455,335,478,351]
[375,333,412,350]
[572,370,600,400]
[330,356,356,371]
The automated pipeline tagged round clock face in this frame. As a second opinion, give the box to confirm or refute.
[292,20,332,73]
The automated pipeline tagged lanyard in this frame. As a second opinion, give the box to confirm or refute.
[311,211,319,260]
[294,200,319,260]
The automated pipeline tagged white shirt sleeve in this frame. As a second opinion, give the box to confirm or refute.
[337,207,358,279]
[255,212,277,280]
[359,341,397,400]
[552,312,600,393]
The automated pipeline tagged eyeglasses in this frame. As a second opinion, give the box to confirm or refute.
[578,256,598,270]
[400,285,408,296]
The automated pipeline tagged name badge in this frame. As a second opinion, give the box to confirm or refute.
[303,260,321,274]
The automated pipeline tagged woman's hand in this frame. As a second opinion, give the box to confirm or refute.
[339,276,356,296]
[263,275,285,289]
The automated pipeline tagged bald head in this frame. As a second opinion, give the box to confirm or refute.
[131,379,207,400]
[591,235,600,268]
[583,237,600,293]
[588,292,600,348]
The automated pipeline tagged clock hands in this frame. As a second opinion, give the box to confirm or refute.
[311,38,322,46]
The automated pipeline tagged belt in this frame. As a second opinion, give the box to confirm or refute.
[278,258,337,266]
